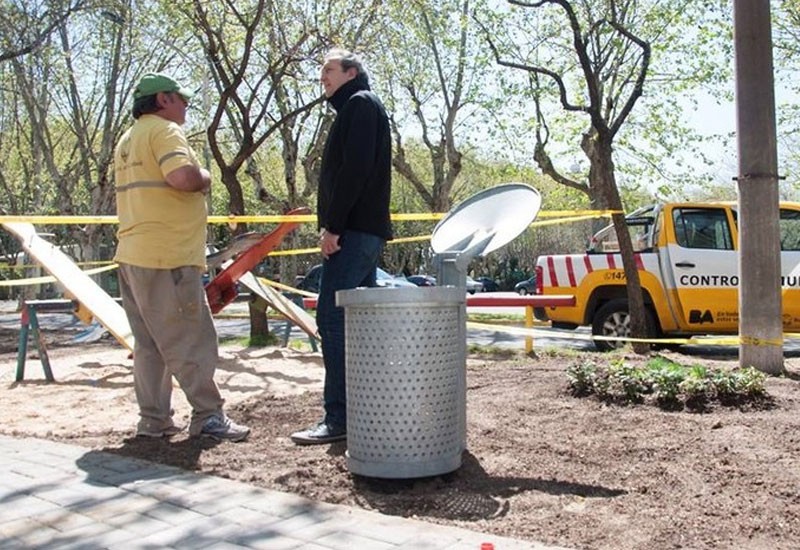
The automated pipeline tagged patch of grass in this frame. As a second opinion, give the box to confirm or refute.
[220,333,280,347]
[287,339,318,352]
[536,346,583,359]
[219,336,251,347]
[566,355,768,411]
[249,333,280,347]
[468,313,525,324]
[467,343,520,360]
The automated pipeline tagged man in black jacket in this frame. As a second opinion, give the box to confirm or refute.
[291,48,392,445]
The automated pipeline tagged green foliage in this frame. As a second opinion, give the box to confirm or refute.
[608,358,652,402]
[566,356,768,410]
[485,0,736,200]
[249,332,280,347]
[650,360,687,403]
[726,367,768,397]
[566,360,598,396]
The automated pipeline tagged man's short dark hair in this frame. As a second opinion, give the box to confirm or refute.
[132,95,160,119]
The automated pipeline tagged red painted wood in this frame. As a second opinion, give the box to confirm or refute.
[205,207,311,314]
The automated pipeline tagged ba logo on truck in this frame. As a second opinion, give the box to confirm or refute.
[534,201,800,351]
[688,309,714,324]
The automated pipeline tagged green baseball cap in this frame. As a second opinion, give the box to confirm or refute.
[133,72,194,101]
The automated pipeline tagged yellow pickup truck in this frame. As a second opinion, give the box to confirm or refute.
[534,202,800,350]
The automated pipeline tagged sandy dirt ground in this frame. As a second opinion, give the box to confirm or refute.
[2,319,800,550]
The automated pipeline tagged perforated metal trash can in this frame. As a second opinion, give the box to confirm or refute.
[337,286,466,478]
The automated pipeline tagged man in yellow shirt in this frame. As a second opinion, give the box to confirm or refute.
[114,72,249,441]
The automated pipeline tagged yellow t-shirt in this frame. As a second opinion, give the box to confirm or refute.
[113,115,207,269]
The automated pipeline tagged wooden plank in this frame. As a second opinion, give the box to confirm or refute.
[205,232,267,271]
[238,273,319,340]
[2,222,135,351]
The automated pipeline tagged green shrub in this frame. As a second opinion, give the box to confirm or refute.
[564,357,769,409]
[566,360,597,396]
[728,367,767,396]
[679,365,713,398]
[608,359,651,402]
[650,362,686,404]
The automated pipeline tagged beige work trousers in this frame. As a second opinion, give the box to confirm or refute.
[118,263,224,435]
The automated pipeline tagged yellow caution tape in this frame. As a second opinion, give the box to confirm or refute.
[0,208,620,225]
[740,335,784,347]
[0,263,118,286]
[538,209,620,218]
[0,215,118,224]
[207,214,317,224]
[532,215,604,227]
[467,321,797,348]
[253,276,318,298]
[266,247,320,257]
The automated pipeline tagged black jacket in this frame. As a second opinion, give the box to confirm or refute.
[317,76,392,240]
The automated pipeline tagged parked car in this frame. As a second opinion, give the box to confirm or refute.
[376,268,417,288]
[514,276,537,295]
[294,265,323,293]
[407,274,437,287]
[476,276,499,292]
[465,275,483,294]
[295,264,415,293]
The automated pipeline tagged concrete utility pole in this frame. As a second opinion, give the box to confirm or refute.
[733,0,784,373]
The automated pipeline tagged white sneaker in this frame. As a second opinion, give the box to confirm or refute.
[199,413,250,442]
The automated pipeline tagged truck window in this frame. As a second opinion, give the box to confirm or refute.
[587,206,657,253]
[780,209,800,251]
[673,208,733,250]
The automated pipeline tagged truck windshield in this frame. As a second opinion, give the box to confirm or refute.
[673,208,733,250]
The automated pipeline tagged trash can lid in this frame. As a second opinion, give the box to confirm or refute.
[336,286,465,307]
[431,182,541,257]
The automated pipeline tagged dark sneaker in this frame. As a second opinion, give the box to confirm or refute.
[290,422,346,445]
[199,413,250,442]
[136,424,184,438]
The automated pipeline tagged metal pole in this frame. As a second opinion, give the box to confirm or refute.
[733,0,783,373]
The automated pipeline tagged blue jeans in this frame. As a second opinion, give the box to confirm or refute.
[316,230,384,430]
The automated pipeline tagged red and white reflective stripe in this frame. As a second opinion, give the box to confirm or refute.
[543,252,655,288]
[566,256,577,287]
[546,255,558,286]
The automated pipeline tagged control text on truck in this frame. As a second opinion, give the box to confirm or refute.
[534,202,800,351]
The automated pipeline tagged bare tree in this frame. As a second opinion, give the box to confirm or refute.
[377,0,489,213]
[187,0,346,338]
[0,0,197,290]
[188,0,324,221]
[481,0,655,352]
[0,0,87,62]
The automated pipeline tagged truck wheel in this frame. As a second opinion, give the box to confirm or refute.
[591,300,656,352]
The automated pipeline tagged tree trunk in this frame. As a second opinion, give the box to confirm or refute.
[588,135,649,354]
[249,298,271,342]
[734,0,784,374]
